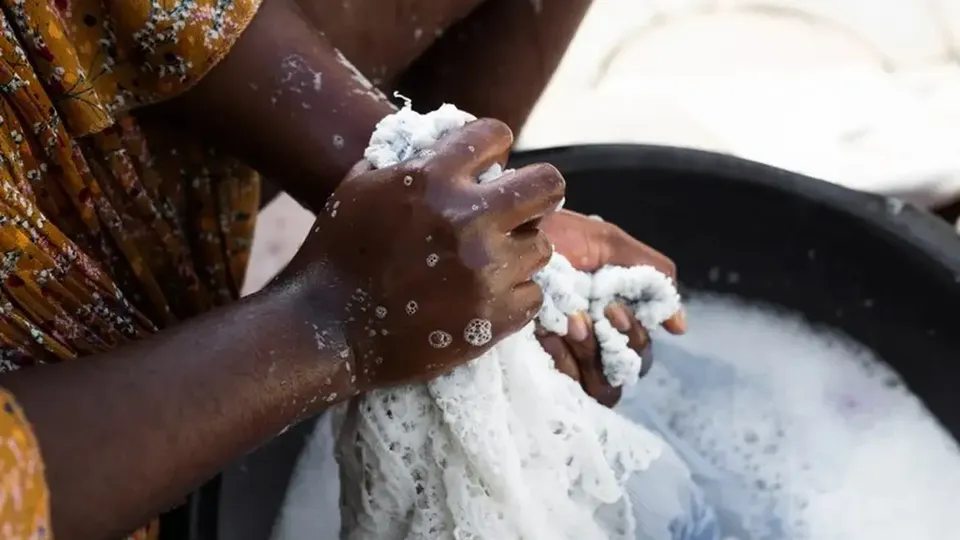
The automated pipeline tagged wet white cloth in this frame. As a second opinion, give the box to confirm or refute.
[329,104,683,540]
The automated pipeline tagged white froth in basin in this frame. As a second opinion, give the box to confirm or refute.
[623,293,960,539]
[274,293,960,540]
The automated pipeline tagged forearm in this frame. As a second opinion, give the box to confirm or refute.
[159,0,396,211]
[396,0,593,132]
[1,276,353,540]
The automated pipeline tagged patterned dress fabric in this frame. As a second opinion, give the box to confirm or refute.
[0,0,263,537]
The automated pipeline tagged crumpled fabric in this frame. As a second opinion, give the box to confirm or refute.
[330,103,700,540]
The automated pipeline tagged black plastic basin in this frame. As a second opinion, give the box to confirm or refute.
[161,144,960,540]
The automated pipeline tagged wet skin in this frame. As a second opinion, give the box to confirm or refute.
[2,117,560,540]
[164,0,686,397]
[286,119,565,390]
[2,1,684,538]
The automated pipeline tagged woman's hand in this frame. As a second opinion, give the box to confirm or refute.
[537,210,686,407]
[286,119,565,393]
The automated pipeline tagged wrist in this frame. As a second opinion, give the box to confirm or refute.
[262,265,361,411]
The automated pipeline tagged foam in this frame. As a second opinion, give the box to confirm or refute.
[624,293,960,539]
[274,293,960,539]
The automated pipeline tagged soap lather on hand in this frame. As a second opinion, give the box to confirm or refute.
[537,208,688,406]
[362,102,686,406]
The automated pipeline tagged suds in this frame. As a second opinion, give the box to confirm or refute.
[274,293,960,539]
[622,293,960,539]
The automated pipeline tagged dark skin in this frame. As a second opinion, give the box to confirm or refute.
[291,0,594,130]
[165,0,686,401]
[3,0,682,536]
[291,120,565,387]
[4,112,562,539]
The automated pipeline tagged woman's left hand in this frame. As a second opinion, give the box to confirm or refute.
[536,210,687,407]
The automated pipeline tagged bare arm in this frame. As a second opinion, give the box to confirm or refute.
[1,272,352,540]
[395,0,593,132]
[2,108,564,540]
[155,0,398,211]
[157,0,589,210]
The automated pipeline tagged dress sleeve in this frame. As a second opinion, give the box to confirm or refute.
[1,0,263,136]
[0,388,50,539]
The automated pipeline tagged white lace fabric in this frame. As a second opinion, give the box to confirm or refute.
[335,104,682,540]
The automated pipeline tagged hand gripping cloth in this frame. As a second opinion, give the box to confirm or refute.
[334,104,683,540]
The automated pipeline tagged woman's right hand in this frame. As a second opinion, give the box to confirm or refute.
[285,119,565,393]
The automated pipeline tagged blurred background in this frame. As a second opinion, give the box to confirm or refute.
[243,0,960,294]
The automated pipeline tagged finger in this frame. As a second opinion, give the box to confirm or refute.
[602,232,685,335]
[605,303,655,378]
[421,118,513,180]
[508,229,553,283]
[536,328,580,382]
[662,307,687,335]
[605,229,677,280]
[565,313,622,407]
[479,163,566,232]
[637,336,655,378]
[502,280,544,334]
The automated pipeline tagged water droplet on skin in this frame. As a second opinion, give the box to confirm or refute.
[428,330,452,348]
[403,175,413,186]
[426,253,439,267]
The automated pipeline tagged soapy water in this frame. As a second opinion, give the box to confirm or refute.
[272,293,960,540]
[632,293,960,539]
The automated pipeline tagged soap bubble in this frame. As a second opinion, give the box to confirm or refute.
[428,330,452,349]
[463,319,493,347]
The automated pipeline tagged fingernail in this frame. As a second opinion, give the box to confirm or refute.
[611,306,632,332]
[568,313,589,341]
[674,308,687,333]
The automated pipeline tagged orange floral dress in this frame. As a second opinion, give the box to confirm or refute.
[0,0,264,538]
